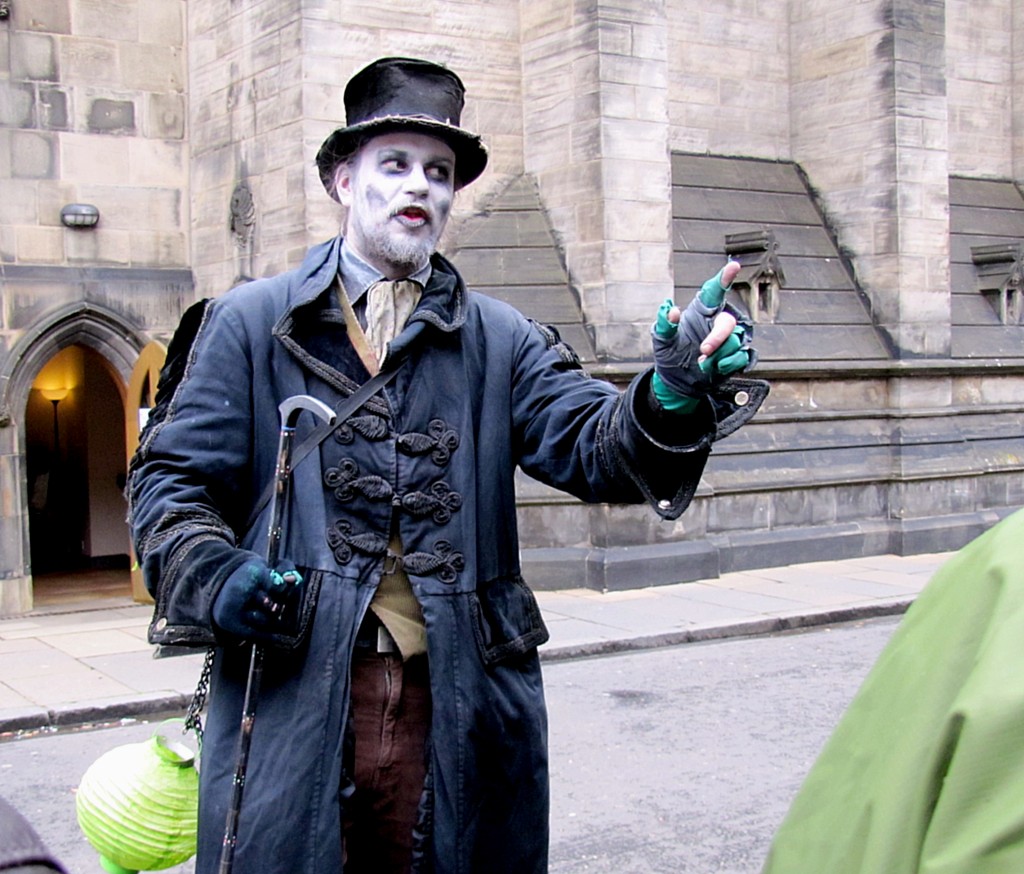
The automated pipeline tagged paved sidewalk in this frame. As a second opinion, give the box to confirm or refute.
[0,551,953,735]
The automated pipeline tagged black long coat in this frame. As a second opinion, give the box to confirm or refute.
[128,237,764,873]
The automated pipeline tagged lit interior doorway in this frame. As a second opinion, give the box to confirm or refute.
[27,345,132,606]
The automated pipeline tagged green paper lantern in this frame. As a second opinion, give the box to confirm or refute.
[76,727,199,873]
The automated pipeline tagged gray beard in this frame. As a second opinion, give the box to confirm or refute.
[364,233,434,276]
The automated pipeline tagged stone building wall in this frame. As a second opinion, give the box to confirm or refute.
[0,1,194,613]
[946,0,1015,178]
[1016,0,1024,179]
[0,0,1021,613]
[666,0,790,160]
[188,0,526,298]
[1,0,187,271]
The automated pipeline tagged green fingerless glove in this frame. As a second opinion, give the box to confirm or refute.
[650,265,757,415]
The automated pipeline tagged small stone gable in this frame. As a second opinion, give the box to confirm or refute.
[671,153,890,364]
[950,176,1024,358]
[445,176,597,363]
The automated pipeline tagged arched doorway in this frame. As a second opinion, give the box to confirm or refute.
[0,302,151,615]
[27,345,133,604]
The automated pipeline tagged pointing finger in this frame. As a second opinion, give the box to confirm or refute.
[698,261,742,308]
[699,310,738,357]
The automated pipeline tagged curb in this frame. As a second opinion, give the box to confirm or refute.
[0,692,191,737]
[539,598,912,662]
[1,601,913,736]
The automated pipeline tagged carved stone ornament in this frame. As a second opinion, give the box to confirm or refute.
[725,228,786,323]
[0,405,10,427]
[971,242,1024,325]
[229,181,256,249]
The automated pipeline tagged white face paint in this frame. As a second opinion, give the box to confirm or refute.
[335,132,456,279]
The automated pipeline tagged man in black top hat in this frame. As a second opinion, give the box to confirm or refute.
[129,56,765,874]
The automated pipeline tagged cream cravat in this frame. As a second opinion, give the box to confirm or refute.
[365,278,422,366]
[358,277,428,658]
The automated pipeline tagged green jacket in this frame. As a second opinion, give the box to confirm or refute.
[763,507,1024,874]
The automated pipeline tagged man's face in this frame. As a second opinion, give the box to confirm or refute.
[335,132,456,278]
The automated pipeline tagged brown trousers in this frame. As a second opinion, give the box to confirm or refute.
[343,652,431,874]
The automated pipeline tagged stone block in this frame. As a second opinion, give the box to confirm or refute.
[435,0,520,42]
[0,82,36,128]
[602,239,641,282]
[11,33,57,82]
[668,125,709,155]
[192,183,233,229]
[605,199,671,243]
[629,21,668,62]
[128,139,186,187]
[521,0,574,42]
[0,226,16,263]
[65,228,131,265]
[188,0,233,36]
[139,0,184,46]
[39,87,68,130]
[87,98,136,134]
[129,231,187,268]
[700,9,781,52]
[808,377,888,411]
[516,502,592,550]
[894,319,950,357]
[248,29,283,76]
[602,282,667,323]
[897,511,1000,558]
[119,43,185,93]
[602,53,667,89]
[16,226,64,264]
[146,92,185,139]
[716,519,898,574]
[835,483,888,522]
[571,195,605,243]
[601,158,670,201]
[15,0,71,33]
[192,225,232,269]
[0,508,26,576]
[473,98,528,137]
[974,373,1024,405]
[61,38,119,86]
[250,124,305,174]
[11,131,55,179]
[889,376,952,409]
[598,20,633,56]
[707,490,773,532]
[607,241,672,286]
[597,539,721,591]
[60,135,131,189]
[0,576,32,618]
[600,82,640,120]
[255,86,304,135]
[0,180,39,225]
[75,0,139,40]
[0,453,19,519]
[774,487,839,528]
[79,184,183,233]
[36,180,79,226]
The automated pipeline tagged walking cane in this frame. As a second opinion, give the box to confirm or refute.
[218,395,335,874]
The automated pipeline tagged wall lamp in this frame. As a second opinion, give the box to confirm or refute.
[39,387,70,403]
[60,203,100,228]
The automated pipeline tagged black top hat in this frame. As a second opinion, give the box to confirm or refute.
[316,57,488,200]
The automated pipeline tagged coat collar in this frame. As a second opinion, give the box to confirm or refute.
[279,236,468,336]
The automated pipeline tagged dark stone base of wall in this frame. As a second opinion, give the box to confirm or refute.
[521,507,1020,592]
